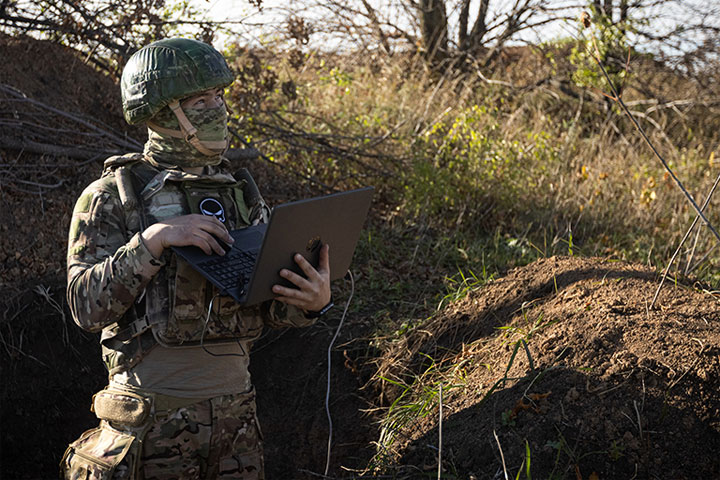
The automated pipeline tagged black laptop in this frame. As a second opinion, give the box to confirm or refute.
[172,186,373,305]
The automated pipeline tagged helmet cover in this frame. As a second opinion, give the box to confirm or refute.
[121,38,234,125]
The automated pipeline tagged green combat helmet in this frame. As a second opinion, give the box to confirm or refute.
[121,38,234,156]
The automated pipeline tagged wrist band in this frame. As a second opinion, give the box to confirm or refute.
[305,298,334,318]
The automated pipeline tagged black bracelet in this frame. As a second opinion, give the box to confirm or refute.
[304,298,334,318]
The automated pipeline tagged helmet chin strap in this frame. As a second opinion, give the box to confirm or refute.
[147,100,228,156]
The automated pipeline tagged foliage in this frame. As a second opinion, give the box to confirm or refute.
[218,43,719,286]
[570,5,632,94]
[405,103,562,227]
[217,47,720,477]
[294,0,579,68]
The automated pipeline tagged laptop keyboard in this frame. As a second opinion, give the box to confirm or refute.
[197,248,257,293]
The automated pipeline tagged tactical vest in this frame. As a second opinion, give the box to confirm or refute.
[99,154,270,376]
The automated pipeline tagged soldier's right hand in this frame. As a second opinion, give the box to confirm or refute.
[140,214,234,258]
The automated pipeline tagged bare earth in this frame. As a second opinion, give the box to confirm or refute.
[382,256,720,479]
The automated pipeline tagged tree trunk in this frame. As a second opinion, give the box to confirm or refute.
[467,0,490,53]
[458,0,470,48]
[419,0,448,65]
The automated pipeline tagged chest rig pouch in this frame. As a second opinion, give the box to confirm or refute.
[113,158,266,351]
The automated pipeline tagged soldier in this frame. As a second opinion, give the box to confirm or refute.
[60,38,333,479]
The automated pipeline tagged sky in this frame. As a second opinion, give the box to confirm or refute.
[186,0,718,58]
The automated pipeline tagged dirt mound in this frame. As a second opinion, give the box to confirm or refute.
[380,256,720,479]
[0,33,129,128]
[0,34,144,290]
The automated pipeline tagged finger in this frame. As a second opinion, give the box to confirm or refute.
[182,213,230,238]
[272,284,307,301]
[174,213,224,230]
[196,216,233,244]
[278,268,312,290]
[318,244,330,274]
[193,231,226,256]
[293,253,320,280]
[205,233,229,256]
[192,234,213,255]
[190,226,232,251]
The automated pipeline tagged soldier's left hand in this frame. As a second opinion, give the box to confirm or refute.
[272,244,331,312]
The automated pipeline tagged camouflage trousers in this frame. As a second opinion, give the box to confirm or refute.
[140,390,264,480]
[62,389,264,480]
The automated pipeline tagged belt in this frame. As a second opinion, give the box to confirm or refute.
[107,381,210,414]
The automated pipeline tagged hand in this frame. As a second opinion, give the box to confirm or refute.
[140,214,234,258]
[272,244,331,312]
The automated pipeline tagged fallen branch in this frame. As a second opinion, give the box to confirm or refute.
[3,178,65,189]
[0,136,115,160]
[589,46,720,245]
[228,127,335,192]
[650,171,720,308]
[0,83,143,151]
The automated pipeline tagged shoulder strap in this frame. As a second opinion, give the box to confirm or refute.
[233,168,262,206]
[115,167,141,223]
[102,153,144,175]
[108,159,159,352]
[113,159,159,232]
[102,153,148,229]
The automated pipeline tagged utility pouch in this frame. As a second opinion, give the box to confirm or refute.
[60,424,137,480]
[92,389,150,428]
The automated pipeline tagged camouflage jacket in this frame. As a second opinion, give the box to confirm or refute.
[67,155,313,375]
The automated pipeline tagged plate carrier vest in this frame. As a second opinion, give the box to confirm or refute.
[98,153,270,376]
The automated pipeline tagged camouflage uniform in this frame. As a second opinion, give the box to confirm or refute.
[141,390,263,479]
[61,155,313,479]
[61,38,317,480]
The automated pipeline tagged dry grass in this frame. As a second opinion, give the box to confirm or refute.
[227,44,720,288]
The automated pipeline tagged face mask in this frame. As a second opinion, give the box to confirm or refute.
[144,102,229,170]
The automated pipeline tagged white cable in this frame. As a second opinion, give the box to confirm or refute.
[200,293,246,357]
[324,270,355,477]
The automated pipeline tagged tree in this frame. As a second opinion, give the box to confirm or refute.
[418,0,564,66]
[296,0,573,68]
[272,0,584,68]
[261,0,718,73]
[592,0,629,25]
[0,0,220,75]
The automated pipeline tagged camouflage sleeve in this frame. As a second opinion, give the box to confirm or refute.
[261,300,317,329]
[66,181,165,333]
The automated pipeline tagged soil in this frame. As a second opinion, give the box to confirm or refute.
[380,256,720,479]
[2,34,719,480]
